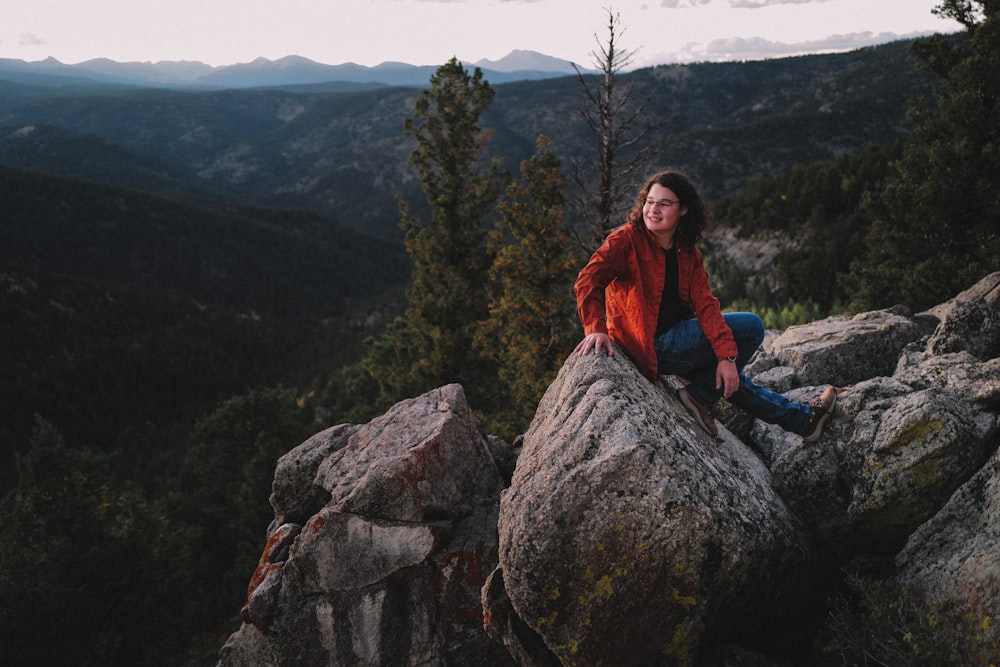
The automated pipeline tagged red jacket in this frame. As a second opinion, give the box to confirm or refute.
[575,223,737,380]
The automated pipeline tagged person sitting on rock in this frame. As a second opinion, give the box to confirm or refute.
[573,169,836,440]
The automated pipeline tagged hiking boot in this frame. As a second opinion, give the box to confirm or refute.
[800,386,838,443]
[678,387,718,437]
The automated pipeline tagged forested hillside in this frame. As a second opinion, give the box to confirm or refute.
[0,165,408,476]
[2,39,940,239]
[0,166,407,315]
[0,167,408,665]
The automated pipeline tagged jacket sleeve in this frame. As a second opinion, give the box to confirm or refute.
[574,233,630,335]
[687,249,738,360]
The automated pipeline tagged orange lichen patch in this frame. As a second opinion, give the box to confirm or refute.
[239,523,301,630]
[247,524,299,593]
[240,562,283,625]
[302,512,326,539]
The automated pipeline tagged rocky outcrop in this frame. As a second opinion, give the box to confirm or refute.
[219,384,516,667]
[763,284,1000,561]
[492,346,817,665]
[894,444,1000,620]
[491,273,1000,666]
[220,273,1000,667]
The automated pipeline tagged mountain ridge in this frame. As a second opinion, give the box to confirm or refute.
[0,50,585,90]
[0,40,939,241]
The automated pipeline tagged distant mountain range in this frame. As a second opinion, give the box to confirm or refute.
[0,39,939,242]
[0,50,585,90]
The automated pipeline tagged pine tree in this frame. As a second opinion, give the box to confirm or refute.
[0,417,175,665]
[167,386,313,626]
[847,0,1000,311]
[475,136,583,435]
[350,58,508,414]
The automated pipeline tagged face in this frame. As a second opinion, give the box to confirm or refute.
[643,183,686,246]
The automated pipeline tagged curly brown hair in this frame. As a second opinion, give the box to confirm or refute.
[626,170,709,248]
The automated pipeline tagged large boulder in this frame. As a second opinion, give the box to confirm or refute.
[491,273,1000,665]
[746,306,933,389]
[494,345,816,666]
[892,274,1000,646]
[894,446,1000,645]
[765,288,1000,559]
[218,384,516,667]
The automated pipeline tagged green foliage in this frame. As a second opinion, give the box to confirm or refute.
[642,39,940,199]
[166,387,315,630]
[0,123,209,195]
[0,163,408,489]
[711,3,1000,317]
[475,136,583,436]
[345,58,509,417]
[824,575,999,666]
[0,166,409,318]
[846,1,1000,311]
[0,417,176,666]
[726,299,827,330]
[0,392,315,666]
[0,263,289,489]
[711,144,899,315]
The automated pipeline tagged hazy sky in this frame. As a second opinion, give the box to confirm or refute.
[1,0,962,69]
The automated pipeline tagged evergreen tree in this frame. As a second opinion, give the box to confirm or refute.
[710,144,898,317]
[847,0,1000,311]
[166,386,314,632]
[0,417,175,666]
[350,57,508,415]
[475,136,583,436]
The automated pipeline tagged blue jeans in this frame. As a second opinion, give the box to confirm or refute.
[654,313,811,434]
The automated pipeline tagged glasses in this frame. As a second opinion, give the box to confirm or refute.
[645,198,679,209]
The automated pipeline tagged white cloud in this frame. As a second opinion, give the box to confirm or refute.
[660,0,832,6]
[729,0,833,8]
[18,33,47,47]
[659,0,712,7]
[667,29,930,63]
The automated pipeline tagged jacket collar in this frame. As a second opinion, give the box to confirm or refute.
[634,221,689,255]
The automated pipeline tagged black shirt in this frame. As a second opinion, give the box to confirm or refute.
[657,246,682,335]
